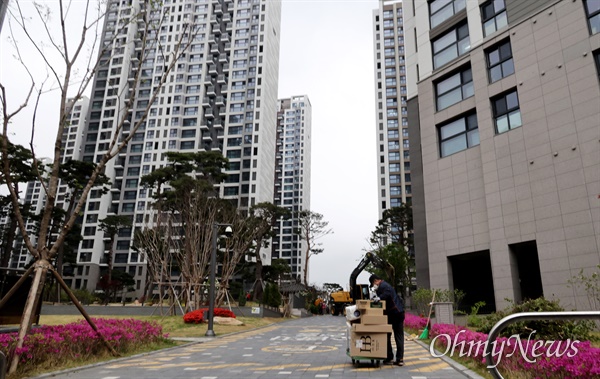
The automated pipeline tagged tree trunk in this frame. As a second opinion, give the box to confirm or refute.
[9,260,48,374]
[252,247,264,301]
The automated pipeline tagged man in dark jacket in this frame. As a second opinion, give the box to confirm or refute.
[369,274,404,366]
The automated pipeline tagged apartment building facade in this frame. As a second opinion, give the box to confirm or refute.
[404,0,600,311]
[372,1,412,223]
[270,95,311,281]
[57,0,282,297]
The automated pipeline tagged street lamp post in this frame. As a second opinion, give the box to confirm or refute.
[206,223,232,337]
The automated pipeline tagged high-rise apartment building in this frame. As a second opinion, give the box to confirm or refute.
[372,1,411,224]
[62,0,282,296]
[404,0,600,311]
[271,95,311,281]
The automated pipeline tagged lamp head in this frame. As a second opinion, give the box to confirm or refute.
[224,226,233,237]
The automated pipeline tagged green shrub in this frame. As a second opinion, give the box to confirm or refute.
[477,297,594,340]
[238,289,247,306]
[59,288,98,305]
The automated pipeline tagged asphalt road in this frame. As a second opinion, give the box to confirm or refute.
[35,315,483,379]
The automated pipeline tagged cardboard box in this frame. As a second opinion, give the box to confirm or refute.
[351,323,392,333]
[362,308,384,316]
[360,314,388,325]
[355,299,386,310]
[349,332,388,359]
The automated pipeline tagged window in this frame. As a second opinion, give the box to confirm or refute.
[492,89,522,134]
[429,0,466,28]
[585,0,600,35]
[439,112,480,157]
[486,40,514,83]
[481,0,507,37]
[435,67,473,111]
[432,23,470,69]
[180,141,195,149]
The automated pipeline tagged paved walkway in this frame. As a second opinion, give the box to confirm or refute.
[35,315,484,379]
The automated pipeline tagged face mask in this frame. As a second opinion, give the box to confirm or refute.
[372,284,379,291]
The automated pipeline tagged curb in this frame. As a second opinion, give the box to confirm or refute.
[30,318,295,378]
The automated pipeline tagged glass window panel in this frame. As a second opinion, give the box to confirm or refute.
[440,118,466,139]
[431,0,453,14]
[496,11,508,30]
[506,91,519,110]
[587,0,600,13]
[454,0,466,12]
[438,88,462,110]
[508,110,522,128]
[496,115,509,133]
[488,49,500,65]
[484,19,495,36]
[462,81,474,98]
[467,129,480,147]
[467,113,478,128]
[494,97,507,115]
[591,14,600,34]
[431,4,454,28]
[490,66,503,82]
[458,24,469,39]
[442,135,467,157]
[433,31,457,53]
[502,59,514,76]
[499,42,512,59]
[458,37,470,54]
[482,3,495,19]
[494,0,506,12]
[434,46,457,68]
[462,68,472,82]
[437,73,461,94]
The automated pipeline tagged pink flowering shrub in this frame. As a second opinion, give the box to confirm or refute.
[182,307,236,324]
[0,318,167,375]
[405,312,428,330]
[404,313,600,379]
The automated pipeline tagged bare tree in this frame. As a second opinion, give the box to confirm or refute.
[0,0,199,373]
[296,210,333,286]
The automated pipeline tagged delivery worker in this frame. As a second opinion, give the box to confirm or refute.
[369,274,405,366]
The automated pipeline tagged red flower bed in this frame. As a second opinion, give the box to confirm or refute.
[183,308,236,324]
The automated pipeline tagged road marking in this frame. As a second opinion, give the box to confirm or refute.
[278,372,292,375]
[262,345,337,354]
[315,375,329,378]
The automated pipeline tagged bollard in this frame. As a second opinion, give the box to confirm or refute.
[0,351,6,379]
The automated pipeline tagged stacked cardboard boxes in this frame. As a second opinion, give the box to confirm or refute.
[347,300,391,359]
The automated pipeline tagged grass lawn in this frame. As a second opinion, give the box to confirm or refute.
[37,314,288,338]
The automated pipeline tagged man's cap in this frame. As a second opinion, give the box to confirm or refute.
[369,274,381,286]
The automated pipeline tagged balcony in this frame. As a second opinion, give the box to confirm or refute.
[217,74,227,85]
[200,119,212,130]
[210,43,220,54]
[206,86,216,97]
[218,107,226,116]
[202,133,213,142]
[213,117,224,129]
[214,4,223,15]
[215,96,226,107]
[218,53,229,64]
[202,97,212,107]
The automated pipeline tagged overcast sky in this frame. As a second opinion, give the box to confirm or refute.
[0,0,381,290]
